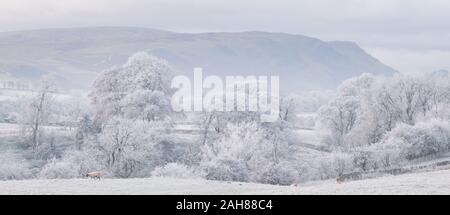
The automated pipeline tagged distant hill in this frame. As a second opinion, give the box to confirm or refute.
[0,27,397,91]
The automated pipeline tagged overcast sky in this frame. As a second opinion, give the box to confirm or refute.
[0,0,449,73]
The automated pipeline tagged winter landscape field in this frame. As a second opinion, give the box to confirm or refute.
[0,0,449,196]
[1,168,450,195]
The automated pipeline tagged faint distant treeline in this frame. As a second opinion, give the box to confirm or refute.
[0,79,66,94]
[0,79,34,91]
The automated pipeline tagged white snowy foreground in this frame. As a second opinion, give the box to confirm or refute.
[0,169,449,195]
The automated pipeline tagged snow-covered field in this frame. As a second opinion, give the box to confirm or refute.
[0,89,73,102]
[0,123,73,137]
[295,129,325,146]
[1,168,449,195]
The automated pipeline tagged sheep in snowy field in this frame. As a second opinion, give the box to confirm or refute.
[86,171,102,180]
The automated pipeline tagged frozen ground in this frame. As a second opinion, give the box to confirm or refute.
[0,168,449,195]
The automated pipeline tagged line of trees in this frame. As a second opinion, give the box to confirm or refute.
[1,52,449,185]
[33,52,300,183]
[316,73,450,178]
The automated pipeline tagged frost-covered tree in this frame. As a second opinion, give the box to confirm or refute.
[380,120,450,160]
[373,76,422,128]
[74,114,95,150]
[78,52,182,178]
[202,122,262,182]
[198,110,260,146]
[19,80,55,151]
[91,118,174,178]
[90,52,175,125]
[318,97,359,146]
[319,73,450,149]
[51,91,91,127]
[0,153,32,180]
[199,95,298,184]
[318,74,375,147]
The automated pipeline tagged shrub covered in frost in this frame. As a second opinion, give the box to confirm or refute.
[0,155,33,180]
[204,159,250,182]
[151,163,200,179]
[38,158,80,179]
[311,152,355,180]
[381,120,450,160]
[352,150,378,171]
[254,162,298,185]
[368,139,407,168]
